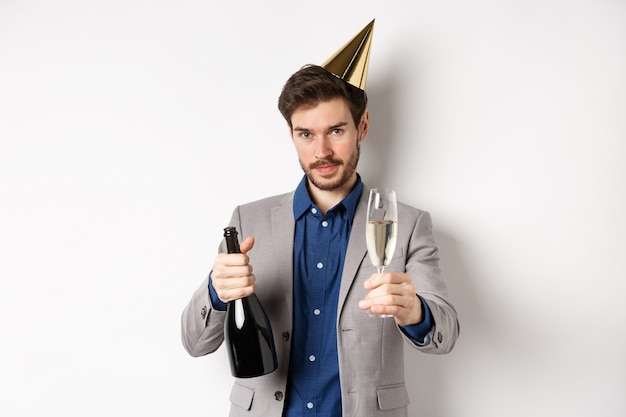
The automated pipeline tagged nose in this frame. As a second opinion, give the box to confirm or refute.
[314,138,332,160]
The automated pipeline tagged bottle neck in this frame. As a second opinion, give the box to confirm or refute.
[224,227,241,254]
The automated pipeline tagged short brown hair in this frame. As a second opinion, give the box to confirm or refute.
[277,65,368,128]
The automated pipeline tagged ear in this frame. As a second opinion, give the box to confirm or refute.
[358,110,370,142]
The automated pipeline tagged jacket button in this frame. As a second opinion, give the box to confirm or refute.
[282,331,290,341]
[200,306,207,320]
[274,391,284,401]
[437,332,443,343]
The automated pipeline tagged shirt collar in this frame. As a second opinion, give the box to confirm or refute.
[293,174,363,221]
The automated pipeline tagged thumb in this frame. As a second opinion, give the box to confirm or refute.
[239,236,255,254]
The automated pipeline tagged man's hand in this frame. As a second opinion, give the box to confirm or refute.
[358,272,424,327]
[211,236,255,303]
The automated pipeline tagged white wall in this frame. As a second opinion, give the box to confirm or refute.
[1,1,624,416]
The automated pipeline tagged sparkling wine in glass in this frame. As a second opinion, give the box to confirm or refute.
[365,188,398,318]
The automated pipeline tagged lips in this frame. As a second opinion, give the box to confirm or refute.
[314,164,338,175]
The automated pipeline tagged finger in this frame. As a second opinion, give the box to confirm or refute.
[365,284,417,308]
[215,253,252,269]
[239,236,255,254]
[358,299,371,310]
[214,265,254,280]
[213,273,256,297]
[359,298,400,318]
[360,290,407,316]
[216,274,256,291]
[369,303,395,316]
[364,272,386,290]
[218,282,256,303]
[364,292,397,307]
[364,272,403,290]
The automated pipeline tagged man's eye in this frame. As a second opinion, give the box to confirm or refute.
[331,128,342,135]
[301,132,311,138]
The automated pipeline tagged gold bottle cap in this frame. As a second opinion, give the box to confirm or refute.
[322,19,375,91]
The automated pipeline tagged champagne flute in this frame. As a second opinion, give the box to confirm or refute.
[364,188,398,318]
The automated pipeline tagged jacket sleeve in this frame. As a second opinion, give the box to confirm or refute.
[180,275,227,357]
[180,209,242,357]
[401,210,460,354]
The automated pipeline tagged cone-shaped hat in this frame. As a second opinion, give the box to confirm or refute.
[322,19,375,91]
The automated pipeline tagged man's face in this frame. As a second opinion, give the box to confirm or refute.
[290,97,368,193]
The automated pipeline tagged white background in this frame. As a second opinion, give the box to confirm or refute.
[1,1,625,416]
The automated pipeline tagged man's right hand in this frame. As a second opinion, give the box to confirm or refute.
[211,236,256,303]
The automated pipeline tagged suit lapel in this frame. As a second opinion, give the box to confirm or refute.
[271,192,296,321]
[337,186,369,318]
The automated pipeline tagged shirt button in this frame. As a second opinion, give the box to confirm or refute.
[309,355,316,362]
[321,220,328,227]
[313,308,321,316]
[311,208,317,214]
[316,262,323,269]
[307,402,314,409]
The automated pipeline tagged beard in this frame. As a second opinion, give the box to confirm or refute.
[300,141,361,192]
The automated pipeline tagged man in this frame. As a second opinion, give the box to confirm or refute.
[181,21,459,417]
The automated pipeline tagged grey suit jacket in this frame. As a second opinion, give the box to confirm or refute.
[181,186,459,416]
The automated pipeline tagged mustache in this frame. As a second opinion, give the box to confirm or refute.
[309,158,343,169]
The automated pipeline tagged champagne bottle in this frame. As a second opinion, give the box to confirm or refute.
[223,226,278,378]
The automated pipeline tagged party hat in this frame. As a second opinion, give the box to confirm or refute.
[321,19,375,91]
